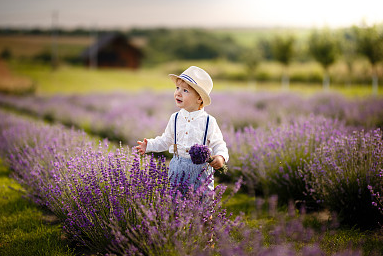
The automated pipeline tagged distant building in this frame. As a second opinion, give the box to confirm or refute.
[81,33,143,69]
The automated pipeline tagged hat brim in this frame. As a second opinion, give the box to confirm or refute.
[169,74,211,107]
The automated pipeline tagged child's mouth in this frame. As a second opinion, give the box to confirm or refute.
[176,99,183,103]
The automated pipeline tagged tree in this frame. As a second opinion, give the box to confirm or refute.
[339,28,357,87]
[308,29,339,90]
[242,43,262,88]
[271,35,295,90]
[354,24,383,95]
[0,47,12,60]
[144,29,243,64]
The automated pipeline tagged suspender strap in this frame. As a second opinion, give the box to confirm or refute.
[203,115,210,145]
[174,112,209,146]
[174,112,179,144]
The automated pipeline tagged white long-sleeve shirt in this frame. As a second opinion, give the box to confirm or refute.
[146,108,229,162]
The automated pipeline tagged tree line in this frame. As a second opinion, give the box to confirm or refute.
[1,25,383,90]
[131,26,383,91]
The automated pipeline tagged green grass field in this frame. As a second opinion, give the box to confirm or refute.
[0,158,75,256]
[211,27,313,47]
[6,60,381,98]
[0,35,92,59]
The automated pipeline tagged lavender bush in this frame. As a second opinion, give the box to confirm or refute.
[226,115,348,207]
[0,92,172,146]
[109,194,362,256]
[369,170,383,217]
[0,110,241,254]
[0,111,95,206]
[306,129,383,229]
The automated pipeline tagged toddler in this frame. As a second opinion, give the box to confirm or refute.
[136,66,229,192]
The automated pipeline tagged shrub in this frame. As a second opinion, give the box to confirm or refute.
[0,47,12,60]
[0,110,241,254]
[306,129,383,229]
[226,116,346,207]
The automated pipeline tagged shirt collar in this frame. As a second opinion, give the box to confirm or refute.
[179,108,205,119]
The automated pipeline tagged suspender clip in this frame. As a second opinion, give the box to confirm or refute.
[173,144,178,157]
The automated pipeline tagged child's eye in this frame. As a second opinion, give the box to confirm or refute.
[184,89,188,93]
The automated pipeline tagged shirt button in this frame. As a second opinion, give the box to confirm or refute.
[185,132,188,135]
[188,120,190,122]
[186,149,189,152]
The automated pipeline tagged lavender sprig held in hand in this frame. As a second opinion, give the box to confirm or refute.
[189,144,228,174]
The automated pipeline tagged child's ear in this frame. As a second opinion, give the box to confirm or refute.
[197,96,203,104]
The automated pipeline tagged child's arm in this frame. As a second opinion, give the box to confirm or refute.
[136,138,148,155]
[136,113,176,155]
[208,117,229,163]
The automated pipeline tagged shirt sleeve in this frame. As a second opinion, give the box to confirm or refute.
[146,113,175,153]
[208,116,229,163]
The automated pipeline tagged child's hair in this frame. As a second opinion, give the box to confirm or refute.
[198,102,203,110]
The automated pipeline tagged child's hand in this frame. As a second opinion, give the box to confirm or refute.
[136,138,148,155]
[209,155,225,170]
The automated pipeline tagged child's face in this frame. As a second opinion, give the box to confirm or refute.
[174,79,202,112]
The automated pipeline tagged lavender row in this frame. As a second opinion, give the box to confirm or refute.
[0,110,362,255]
[225,116,348,203]
[0,111,246,254]
[226,115,383,229]
[1,91,383,146]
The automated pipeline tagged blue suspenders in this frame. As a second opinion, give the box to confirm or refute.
[203,115,210,145]
[174,112,179,146]
[173,112,210,156]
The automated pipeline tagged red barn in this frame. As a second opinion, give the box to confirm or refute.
[81,33,143,69]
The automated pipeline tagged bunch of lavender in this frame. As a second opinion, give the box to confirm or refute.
[305,128,383,229]
[189,144,228,174]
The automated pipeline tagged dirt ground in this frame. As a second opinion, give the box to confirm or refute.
[0,60,35,94]
[0,60,11,77]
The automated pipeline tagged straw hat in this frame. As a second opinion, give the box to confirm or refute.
[169,66,213,107]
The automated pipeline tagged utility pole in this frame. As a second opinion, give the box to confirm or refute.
[90,23,98,69]
[51,10,59,70]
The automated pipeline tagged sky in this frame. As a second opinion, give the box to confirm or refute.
[0,0,382,29]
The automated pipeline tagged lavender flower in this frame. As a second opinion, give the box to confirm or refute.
[189,144,228,174]
[189,144,211,164]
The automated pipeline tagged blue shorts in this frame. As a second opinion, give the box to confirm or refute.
[169,156,214,193]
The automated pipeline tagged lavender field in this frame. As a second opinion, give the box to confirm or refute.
[1,90,383,255]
